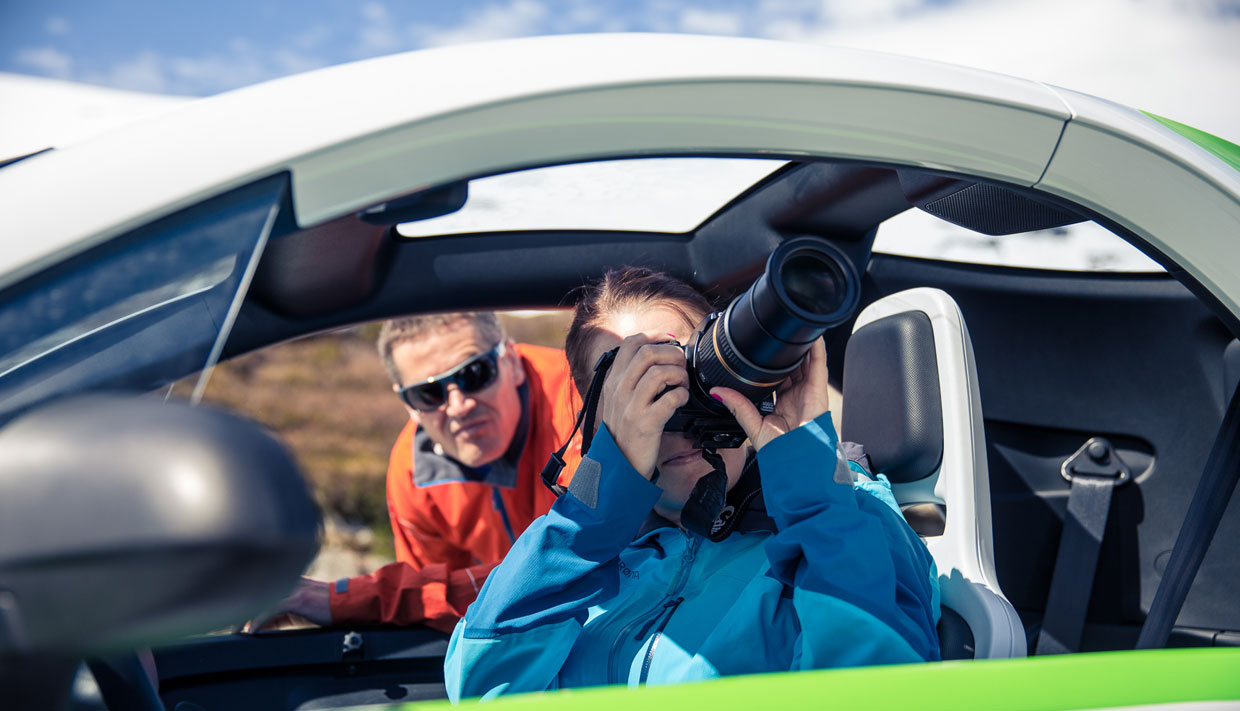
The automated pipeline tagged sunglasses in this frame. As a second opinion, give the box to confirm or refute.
[398,342,505,412]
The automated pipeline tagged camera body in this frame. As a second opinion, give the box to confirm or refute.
[662,236,861,449]
[663,312,776,449]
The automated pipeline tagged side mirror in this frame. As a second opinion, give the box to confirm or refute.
[0,395,320,657]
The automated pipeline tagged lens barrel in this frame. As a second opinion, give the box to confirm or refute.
[691,238,858,402]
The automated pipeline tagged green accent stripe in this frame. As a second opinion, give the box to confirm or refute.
[379,647,1240,711]
[1143,111,1240,174]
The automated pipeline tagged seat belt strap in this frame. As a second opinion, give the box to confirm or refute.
[1036,437,1131,655]
[1137,379,1240,649]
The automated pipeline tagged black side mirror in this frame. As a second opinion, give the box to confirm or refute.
[0,395,320,659]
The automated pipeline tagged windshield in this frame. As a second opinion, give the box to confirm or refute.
[0,175,286,423]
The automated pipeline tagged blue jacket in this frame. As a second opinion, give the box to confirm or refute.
[445,412,941,701]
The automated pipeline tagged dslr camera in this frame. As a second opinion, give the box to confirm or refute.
[665,236,861,449]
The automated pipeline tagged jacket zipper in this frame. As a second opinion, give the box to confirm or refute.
[638,596,684,685]
[491,488,516,543]
[608,534,699,684]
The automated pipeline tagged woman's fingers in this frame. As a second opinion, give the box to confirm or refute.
[648,383,690,422]
[802,339,829,390]
[773,339,830,427]
[710,387,769,444]
[601,336,690,478]
[711,339,831,451]
[632,363,689,405]
[609,339,683,393]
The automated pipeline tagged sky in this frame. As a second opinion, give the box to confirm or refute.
[1,0,1238,141]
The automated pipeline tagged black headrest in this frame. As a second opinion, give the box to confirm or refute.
[841,311,944,483]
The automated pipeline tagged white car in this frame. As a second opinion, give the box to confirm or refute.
[0,33,1238,710]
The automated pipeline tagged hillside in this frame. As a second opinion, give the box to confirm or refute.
[176,311,573,579]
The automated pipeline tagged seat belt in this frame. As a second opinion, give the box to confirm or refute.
[1035,437,1132,655]
[1137,379,1240,649]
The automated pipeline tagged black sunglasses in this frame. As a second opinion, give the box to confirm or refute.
[398,343,505,412]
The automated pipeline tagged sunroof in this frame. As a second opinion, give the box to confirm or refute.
[396,158,786,237]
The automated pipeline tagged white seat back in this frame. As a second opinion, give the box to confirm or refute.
[842,287,1025,659]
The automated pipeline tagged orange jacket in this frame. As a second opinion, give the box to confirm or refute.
[329,343,581,632]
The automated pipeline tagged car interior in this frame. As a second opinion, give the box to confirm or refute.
[2,156,1238,710]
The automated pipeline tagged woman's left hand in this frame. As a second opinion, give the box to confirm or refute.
[710,339,830,451]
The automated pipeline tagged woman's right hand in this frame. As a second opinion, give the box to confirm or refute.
[600,334,690,479]
[710,338,831,452]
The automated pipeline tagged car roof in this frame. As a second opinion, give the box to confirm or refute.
[0,33,1237,317]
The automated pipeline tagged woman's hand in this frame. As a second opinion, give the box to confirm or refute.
[600,334,690,478]
[710,339,830,452]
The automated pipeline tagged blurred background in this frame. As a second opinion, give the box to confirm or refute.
[3,0,1237,577]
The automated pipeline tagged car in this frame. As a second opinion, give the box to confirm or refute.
[1,32,1238,711]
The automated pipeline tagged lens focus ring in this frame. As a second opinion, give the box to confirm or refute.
[695,319,795,402]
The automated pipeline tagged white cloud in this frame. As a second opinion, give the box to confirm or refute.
[46,16,70,36]
[290,23,333,51]
[16,46,74,79]
[544,5,630,33]
[272,48,328,75]
[815,0,929,25]
[71,37,328,96]
[357,2,403,54]
[747,0,1240,142]
[91,51,170,93]
[168,40,327,94]
[362,1,387,23]
[678,8,744,35]
[413,0,549,48]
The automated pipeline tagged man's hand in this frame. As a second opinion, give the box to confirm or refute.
[600,334,690,478]
[241,577,332,633]
[710,339,831,451]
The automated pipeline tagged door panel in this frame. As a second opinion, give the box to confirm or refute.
[153,627,450,710]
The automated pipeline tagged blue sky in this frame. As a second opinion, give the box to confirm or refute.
[1,0,953,96]
[1,0,1237,140]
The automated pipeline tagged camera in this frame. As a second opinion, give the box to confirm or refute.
[665,236,861,449]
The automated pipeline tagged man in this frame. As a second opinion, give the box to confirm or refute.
[247,312,580,633]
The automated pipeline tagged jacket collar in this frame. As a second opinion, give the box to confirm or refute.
[633,451,776,545]
[630,439,877,544]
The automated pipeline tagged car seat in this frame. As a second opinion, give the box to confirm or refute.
[841,287,1025,659]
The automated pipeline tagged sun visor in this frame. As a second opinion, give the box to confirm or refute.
[898,171,1084,236]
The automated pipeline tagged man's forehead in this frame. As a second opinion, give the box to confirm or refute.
[393,321,492,378]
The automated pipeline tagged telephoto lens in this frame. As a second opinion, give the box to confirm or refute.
[691,236,859,403]
[667,236,860,449]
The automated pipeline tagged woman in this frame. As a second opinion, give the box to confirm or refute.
[445,267,940,700]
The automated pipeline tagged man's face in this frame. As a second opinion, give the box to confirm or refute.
[392,321,526,467]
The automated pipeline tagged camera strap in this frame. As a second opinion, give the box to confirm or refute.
[540,347,619,496]
[539,344,731,539]
[679,447,729,538]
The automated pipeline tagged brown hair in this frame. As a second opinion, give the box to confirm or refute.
[565,267,714,394]
[377,312,504,386]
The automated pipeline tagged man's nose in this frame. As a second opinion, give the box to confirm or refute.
[443,384,474,417]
